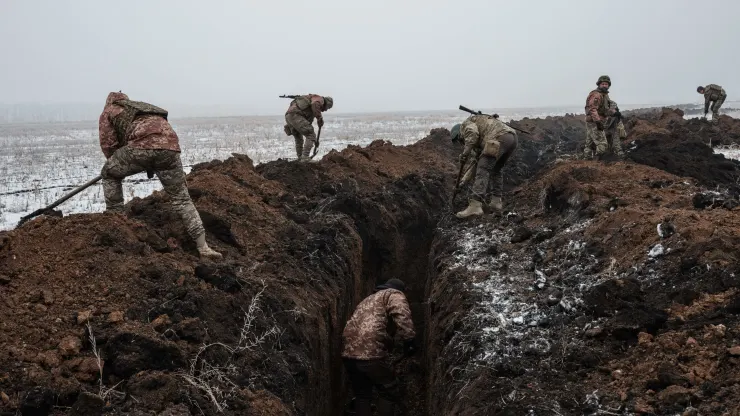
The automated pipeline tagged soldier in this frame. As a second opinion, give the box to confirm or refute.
[283,94,334,161]
[584,75,619,160]
[604,99,625,158]
[99,91,222,260]
[451,114,518,218]
[697,84,727,123]
[342,278,416,416]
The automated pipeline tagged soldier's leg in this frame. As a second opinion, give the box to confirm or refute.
[286,113,316,159]
[155,150,222,259]
[344,359,375,416]
[712,96,725,122]
[285,113,308,158]
[488,133,517,210]
[592,127,608,157]
[100,146,146,212]
[612,122,626,156]
[584,123,596,159]
[456,155,495,218]
[358,359,400,416]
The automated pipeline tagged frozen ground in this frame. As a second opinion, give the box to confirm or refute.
[2,106,738,231]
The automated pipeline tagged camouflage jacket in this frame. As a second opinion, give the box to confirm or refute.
[99,92,181,159]
[585,89,613,123]
[285,94,325,123]
[461,114,516,157]
[704,84,726,104]
[341,288,416,360]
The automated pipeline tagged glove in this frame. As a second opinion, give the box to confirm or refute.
[458,152,469,164]
[403,339,416,356]
[595,120,605,130]
[146,170,154,179]
[613,111,622,119]
[317,118,324,128]
[492,113,500,119]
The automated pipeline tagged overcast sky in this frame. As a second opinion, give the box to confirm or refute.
[1,0,738,115]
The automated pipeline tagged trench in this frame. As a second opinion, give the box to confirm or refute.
[325,201,440,416]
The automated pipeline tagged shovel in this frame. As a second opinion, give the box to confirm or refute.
[309,124,322,159]
[17,175,102,227]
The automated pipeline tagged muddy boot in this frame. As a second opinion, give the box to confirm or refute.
[196,234,223,260]
[488,196,503,212]
[456,199,484,219]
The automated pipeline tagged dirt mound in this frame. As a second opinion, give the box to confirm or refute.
[0,132,455,416]
[426,120,740,414]
[2,111,740,416]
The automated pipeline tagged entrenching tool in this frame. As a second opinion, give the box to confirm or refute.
[17,175,102,227]
[458,105,533,135]
[450,157,466,209]
[310,125,322,159]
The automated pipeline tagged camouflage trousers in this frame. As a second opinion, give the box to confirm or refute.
[100,146,205,241]
[584,122,609,158]
[604,119,625,156]
[344,358,400,416]
[470,133,517,202]
[711,95,726,121]
[285,112,316,158]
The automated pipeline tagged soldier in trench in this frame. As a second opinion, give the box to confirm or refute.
[98,91,222,260]
[282,94,334,161]
[342,278,416,416]
[604,98,625,158]
[451,113,519,219]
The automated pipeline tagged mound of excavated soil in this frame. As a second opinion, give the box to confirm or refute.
[2,111,740,416]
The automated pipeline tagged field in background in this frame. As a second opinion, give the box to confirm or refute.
[2,105,739,231]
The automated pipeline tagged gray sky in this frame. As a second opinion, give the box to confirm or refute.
[1,0,738,115]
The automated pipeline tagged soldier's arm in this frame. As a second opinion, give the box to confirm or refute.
[461,122,480,156]
[311,96,325,122]
[98,108,119,159]
[386,292,416,341]
[586,93,602,121]
[704,92,711,114]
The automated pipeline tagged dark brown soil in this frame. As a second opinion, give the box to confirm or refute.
[2,111,740,416]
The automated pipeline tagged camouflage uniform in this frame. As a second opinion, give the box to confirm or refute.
[99,92,219,258]
[584,87,614,159]
[454,115,518,217]
[702,84,727,122]
[283,94,333,160]
[342,281,415,416]
[604,99,625,157]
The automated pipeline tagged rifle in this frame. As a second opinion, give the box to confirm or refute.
[279,95,300,99]
[310,125,322,159]
[17,175,103,227]
[458,105,532,135]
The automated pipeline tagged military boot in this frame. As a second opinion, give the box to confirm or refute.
[488,196,503,211]
[456,199,484,219]
[196,234,223,260]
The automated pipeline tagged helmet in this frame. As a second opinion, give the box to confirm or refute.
[450,124,461,142]
[697,86,704,93]
[596,75,611,86]
[323,96,334,110]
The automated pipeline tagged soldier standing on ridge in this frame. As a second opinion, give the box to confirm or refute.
[342,278,416,416]
[584,75,618,160]
[283,94,333,161]
[98,91,222,260]
[451,113,518,218]
[604,98,625,158]
[697,84,727,124]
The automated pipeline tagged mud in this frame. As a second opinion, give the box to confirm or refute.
[2,110,740,416]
